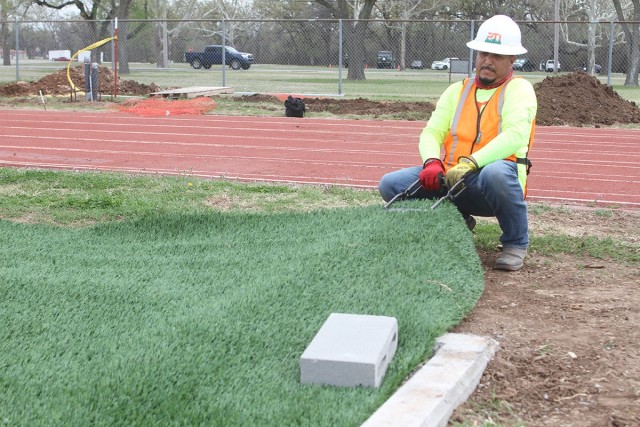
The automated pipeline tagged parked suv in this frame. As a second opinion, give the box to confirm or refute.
[513,58,536,72]
[583,63,602,74]
[377,51,396,68]
[544,59,561,72]
[185,45,254,70]
[431,57,459,70]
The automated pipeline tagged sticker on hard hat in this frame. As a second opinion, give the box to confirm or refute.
[485,33,502,45]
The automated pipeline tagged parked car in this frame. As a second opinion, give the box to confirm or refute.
[544,59,561,72]
[377,51,396,68]
[410,60,424,69]
[513,58,536,72]
[583,63,602,74]
[431,57,459,70]
[184,45,253,70]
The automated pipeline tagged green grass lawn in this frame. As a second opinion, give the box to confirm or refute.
[0,168,484,426]
[5,60,640,104]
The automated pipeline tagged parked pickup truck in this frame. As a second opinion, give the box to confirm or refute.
[184,45,254,70]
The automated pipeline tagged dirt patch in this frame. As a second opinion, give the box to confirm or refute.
[238,72,640,127]
[450,208,640,426]
[533,71,640,127]
[0,65,159,97]
[296,96,436,117]
[2,70,640,127]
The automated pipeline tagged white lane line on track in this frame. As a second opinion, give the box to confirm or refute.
[0,116,423,133]
[0,123,421,138]
[529,188,640,197]
[0,143,417,164]
[533,142,640,150]
[0,130,420,150]
[529,158,640,167]
[527,196,640,207]
[0,147,398,169]
[0,160,378,187]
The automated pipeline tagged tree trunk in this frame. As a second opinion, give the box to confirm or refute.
[317,0,377,80]
[346,20,368,80]
[613,0,640,86]
[399,20,407,71]
[1,0,10,66]
[113,0,135,74]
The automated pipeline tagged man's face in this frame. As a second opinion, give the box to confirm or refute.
[475,51,515,85]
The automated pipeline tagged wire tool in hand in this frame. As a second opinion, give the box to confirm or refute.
[383,179,422,209]
[430,179,467,209]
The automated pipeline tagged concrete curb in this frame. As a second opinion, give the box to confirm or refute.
[362,333,499,427]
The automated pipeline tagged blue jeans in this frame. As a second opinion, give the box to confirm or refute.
[378,160,528,249]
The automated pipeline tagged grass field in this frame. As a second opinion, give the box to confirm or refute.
[0,168,485,426]
[3,59,640,103]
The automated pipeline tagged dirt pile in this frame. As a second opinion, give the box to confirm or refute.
[0,65,159,97]
[534,71,640,126]
[242,72,640,127]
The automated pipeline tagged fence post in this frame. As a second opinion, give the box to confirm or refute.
[113,18,119,99]
[468,20,475,77]
[85,58,99,101]
[15,17,19,81]
[162,20,169,69]
[221,19,226,88]
[553,0,560,73]
[608,20,614,86]
[338,19,343,95]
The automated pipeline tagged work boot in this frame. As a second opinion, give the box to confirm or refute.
[463,215,476,231]
[494,247,527,271]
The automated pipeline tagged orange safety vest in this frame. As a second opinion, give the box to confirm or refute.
[442,77,535,196]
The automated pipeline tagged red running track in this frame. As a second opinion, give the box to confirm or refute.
[1,108,639,208]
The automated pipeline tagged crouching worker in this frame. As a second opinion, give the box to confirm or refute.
[378,15,537,271]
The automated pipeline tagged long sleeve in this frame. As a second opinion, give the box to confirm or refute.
[418,82,463,162]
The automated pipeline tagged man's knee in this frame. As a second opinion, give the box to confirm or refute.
[378,173,395,202]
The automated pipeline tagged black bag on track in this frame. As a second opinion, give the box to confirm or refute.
[284,95,305,117]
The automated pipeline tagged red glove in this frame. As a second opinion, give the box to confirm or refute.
[419,158,445,191]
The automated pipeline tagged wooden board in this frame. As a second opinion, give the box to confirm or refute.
[149,86,234,99]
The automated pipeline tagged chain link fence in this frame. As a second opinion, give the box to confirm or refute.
[0,18,634,98]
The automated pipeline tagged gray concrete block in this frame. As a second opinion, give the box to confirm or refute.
[300,313,398,388]
[361,333,499,427]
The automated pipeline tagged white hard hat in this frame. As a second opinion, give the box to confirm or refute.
[466,15,527,55]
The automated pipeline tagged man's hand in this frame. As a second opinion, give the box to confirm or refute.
[419,158,445,191]
[445,156,478,188]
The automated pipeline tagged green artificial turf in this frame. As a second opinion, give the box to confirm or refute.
[0,201,483,426]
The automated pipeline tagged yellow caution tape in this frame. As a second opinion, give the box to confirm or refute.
[66,36,118,92]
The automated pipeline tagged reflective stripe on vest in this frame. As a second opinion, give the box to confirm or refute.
[447,80,475,167]
[444,78,515,169]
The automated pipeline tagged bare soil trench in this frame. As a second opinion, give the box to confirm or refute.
[451,208,640,426]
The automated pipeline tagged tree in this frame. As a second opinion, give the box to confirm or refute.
[33,0,135,73]
[613,0,640,85]
[193,0,254,47]
[376,0,442,70]
[33,0,110,50]
[1,0,12,65]
[555,0,618,75]
[315,0,378,80]
[144,0,204,68]
[1,0,43,65]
